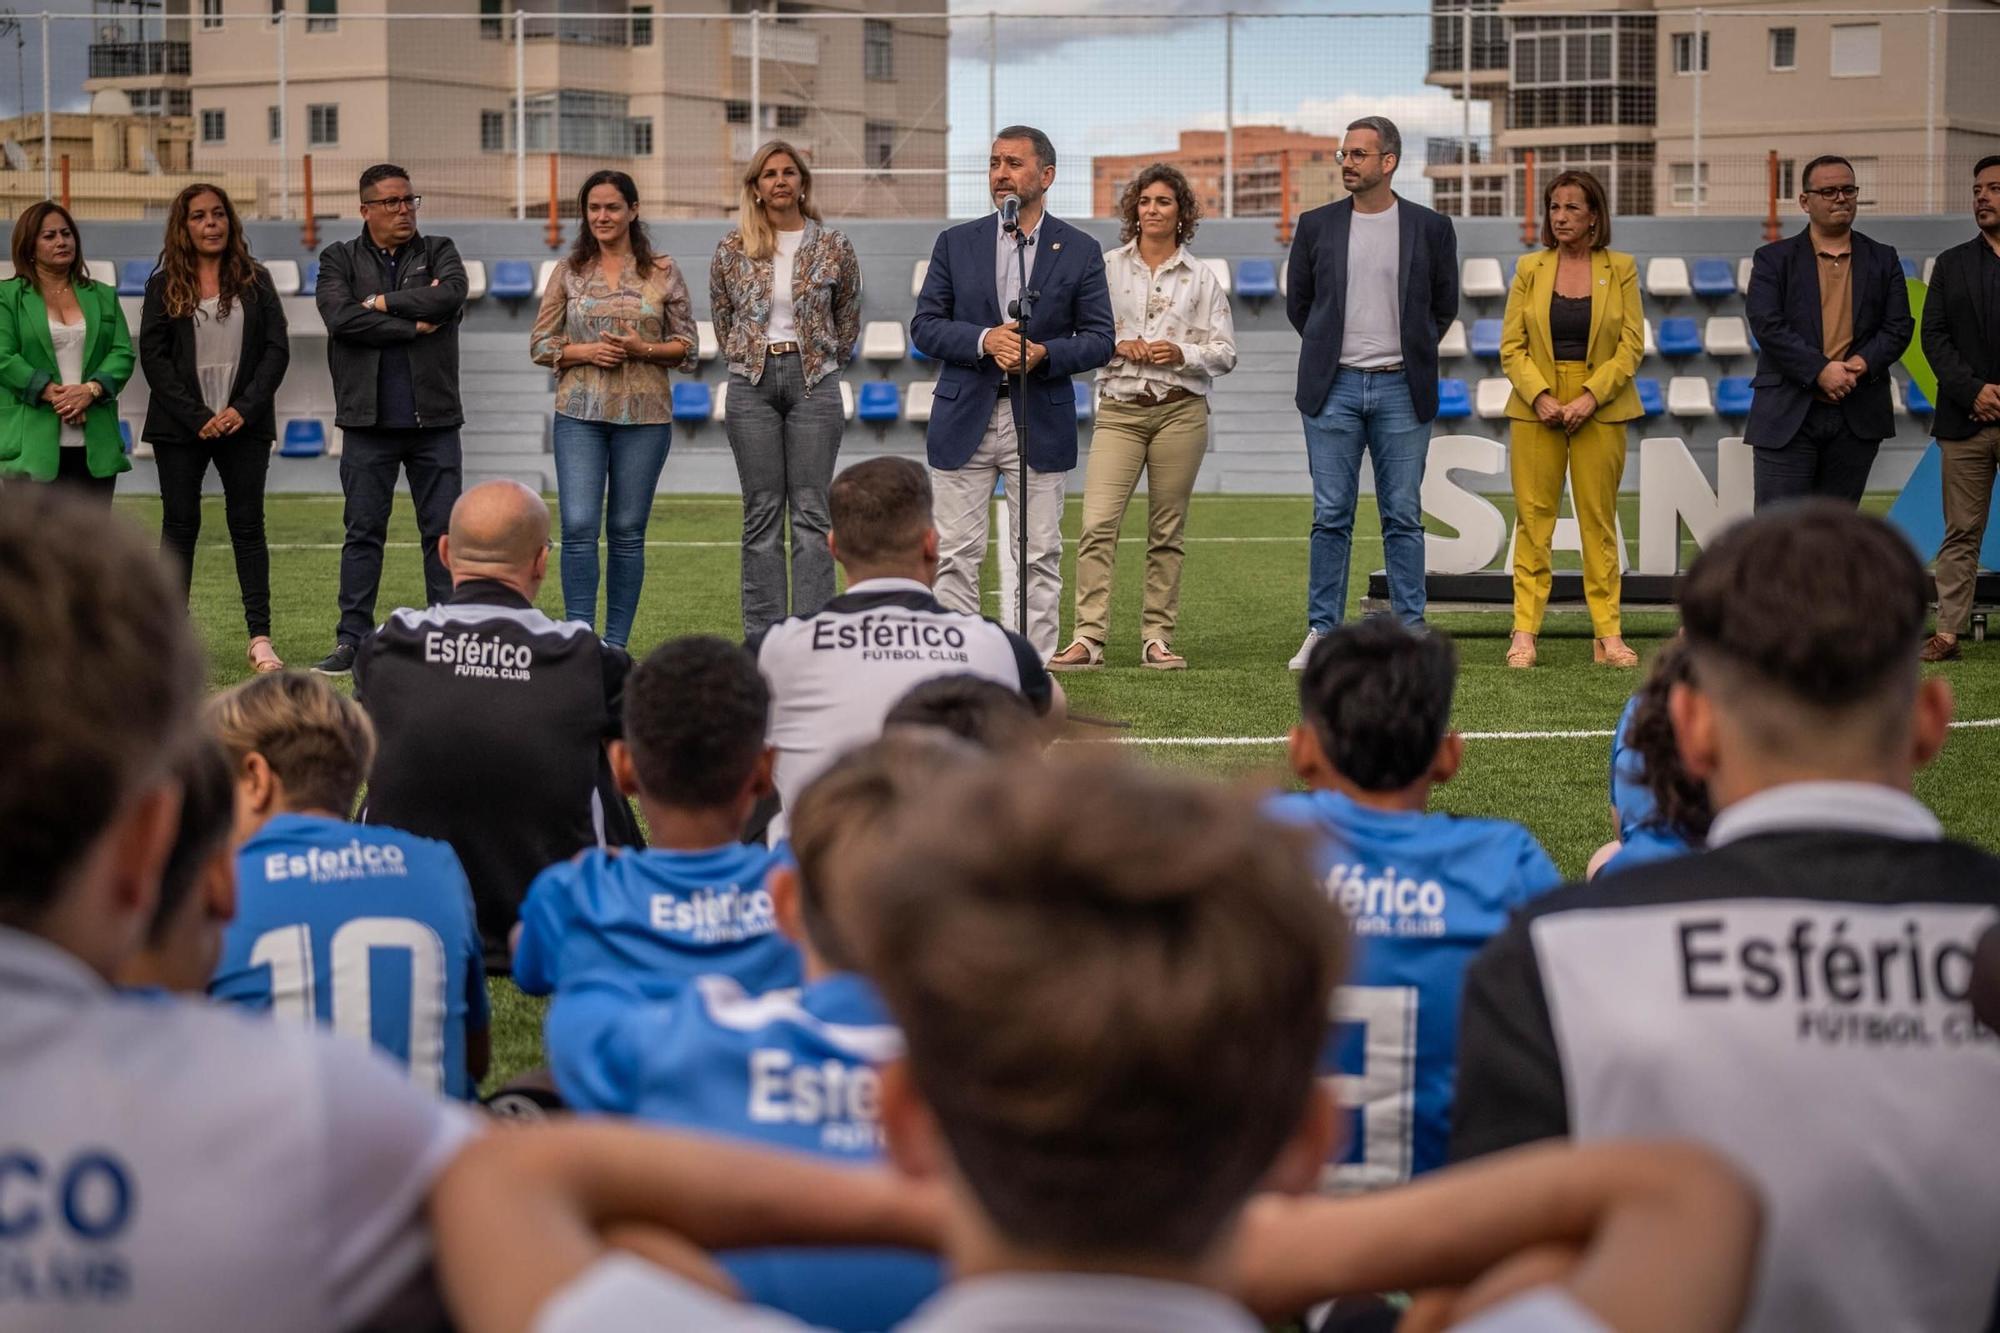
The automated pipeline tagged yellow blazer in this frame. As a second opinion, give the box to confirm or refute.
[1500,247,1645,423]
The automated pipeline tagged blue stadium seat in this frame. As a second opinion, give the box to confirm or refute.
[1235,259,1279,299]
[1690,258,1735,299]
[1636,377,1665,417]
[1715,376,1755,416]
[299,261,319,297]
[1907,379,1934,414]
[856,381,900,423]
[280,420,326,458]
[1657,317,1702,357]
[118,260,152,297]
[1075,380,1094,421]
[909,341,931,363]
[118,420,133,453]
[489,261,535,301]
[1469,318,1503,358]
[671,382,713,423]
[1436,377,1472,421]
[1900,256,1919,280]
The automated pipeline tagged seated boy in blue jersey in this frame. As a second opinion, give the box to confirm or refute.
[118,735,240,996]
[1268,619,1562,1190]
[208,671,491,1099]
[548,734,979,1331]
[1593,638,1712,878]
[512,636,799,1002]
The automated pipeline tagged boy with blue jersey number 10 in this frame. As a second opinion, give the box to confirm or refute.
[1267,619,1561,1190]
[207,672,490,1100]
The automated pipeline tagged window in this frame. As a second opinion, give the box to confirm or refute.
[480,110,508,152]
[480,0,504,39]
[514,90,632,155]
[1777,158,1796,197]
[200,108,225,143]
[1671,30,1708,74]
[269,0,282,22]
[169,89,191,117]
[267,104,280,143]
[1670,162,1709,208]
[775,105,806,129]
[1768,26,1796,71]
[306,103,338,147]
[306,0,335,31]
[1830,23,1880,77]
[725,100,750,125]
[201,0,223,30]
[865,120,895,176]
[864,19,894,80]
[630,5,652,45]
[628,117,653,155]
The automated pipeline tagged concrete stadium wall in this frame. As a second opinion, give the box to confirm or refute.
[81,214,1974,498]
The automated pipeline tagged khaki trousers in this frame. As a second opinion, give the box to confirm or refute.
[1936,425,2000,635]
[1072,395,1209,648]
[1509,361,1627,637]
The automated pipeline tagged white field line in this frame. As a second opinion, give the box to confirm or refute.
[260,535,1346,551]
[1088,717,2000,747]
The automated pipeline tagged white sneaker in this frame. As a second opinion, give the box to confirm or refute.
[1287,630,1324,671]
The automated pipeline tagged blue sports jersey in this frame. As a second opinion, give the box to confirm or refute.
[1267,790,1562,1189]
[1610,695,1653,841]
[1599,822,1692,876]
[512,842,801,1000]
[210,813,489,1100]
[548,972,942,1332]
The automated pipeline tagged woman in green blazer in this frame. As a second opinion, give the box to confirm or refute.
[0,201,135,498]
[1499,170,1645,669]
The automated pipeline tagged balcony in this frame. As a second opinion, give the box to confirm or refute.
[88,40,191,80]
[729,23,821,67]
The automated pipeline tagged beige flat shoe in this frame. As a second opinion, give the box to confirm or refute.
[1506,633,1537,669]
[248,636,284,673]
[1594,636,1639,668]
[1047,639,1103,672]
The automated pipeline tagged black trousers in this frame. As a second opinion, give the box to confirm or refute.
[155,436,273,638]
[335,425,462,644]
[52,447,116,502]
[1753,401,1880,509]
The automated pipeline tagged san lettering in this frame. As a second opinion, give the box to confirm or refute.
[1679,917,1976,1006]
[747,1049,882,1135]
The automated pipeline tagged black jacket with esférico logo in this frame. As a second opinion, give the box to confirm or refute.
[353,580,639,969]
[315,228,468,430]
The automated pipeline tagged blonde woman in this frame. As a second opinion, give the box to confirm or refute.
[709,140,862,636]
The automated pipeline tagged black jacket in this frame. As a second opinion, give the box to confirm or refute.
[315,229,468,430]
[137,267,289,446]
[1743,227,1912,449]
[1920,237,2000,442]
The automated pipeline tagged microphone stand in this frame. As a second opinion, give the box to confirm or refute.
[1007,226,1035,646]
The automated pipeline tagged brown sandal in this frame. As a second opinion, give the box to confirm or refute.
[248,636,285,673]
[1505,633,1537,669]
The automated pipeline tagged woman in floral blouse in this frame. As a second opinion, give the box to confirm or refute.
[530,169,695,649]
[709,140,862,636]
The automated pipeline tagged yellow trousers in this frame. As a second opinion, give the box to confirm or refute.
[1509,361,1627,636]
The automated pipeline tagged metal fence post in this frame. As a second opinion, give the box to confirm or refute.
[39,11,50,201]
[986,11,996,146]
[749,9,762,145]
[513,9,526,220]
[1461,6,1473,215]
[1690,8,1704,217]
[277,11,289,221]
[1222,12,1235,219]
[1925,7,1938,214]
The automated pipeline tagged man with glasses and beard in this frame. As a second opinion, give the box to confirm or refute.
[1743,154,1913,509]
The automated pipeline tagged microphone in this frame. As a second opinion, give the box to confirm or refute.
[999,193,1021,233]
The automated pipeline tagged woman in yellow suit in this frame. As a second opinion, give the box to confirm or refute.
[1502,169,1644,669]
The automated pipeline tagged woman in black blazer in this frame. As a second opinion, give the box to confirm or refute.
[140,182,290,671]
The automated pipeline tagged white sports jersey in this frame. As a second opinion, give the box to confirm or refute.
[0,926,475,1332]
[750,577,1053,836]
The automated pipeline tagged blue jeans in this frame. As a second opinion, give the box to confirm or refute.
[552,414,672,648]
[1302,368,1430,630]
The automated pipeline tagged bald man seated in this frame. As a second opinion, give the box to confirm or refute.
[353,480,642,969]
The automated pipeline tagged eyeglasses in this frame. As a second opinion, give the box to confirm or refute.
[1803,185,1860,201]
[364,194,422,212]
[1335,149,1390,164]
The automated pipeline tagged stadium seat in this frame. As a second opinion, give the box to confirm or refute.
[299,261,319,296]
[1436,377,1472,421]
[837,381,855,420]
[1438,319,1468,359]
[1645,256,1691,298]
[75,257,110,286]
[1666,376,1713,417]
[1636,377,1665,417]
[489,261,535,300]
[910,340,932,363]
[696,321,719,363]
[1202,257,1232,293]
[1461,257,1507,299]
[1657,317,1702,358]
[1469,318,1503,359]
[118,419,133,454]
[1922,255,1937,285]
[1900,256,1919,280]
[1907,379,1934,415]
[1690,258,1736,299]
[114,260,151,297]
[1235,259,1278,299]
[671,382,713,423]
[1704,316,1751,357]
[1643,318,1657,357]
[1278,264,1288,297]
[462,259,489,301]
[861,321,907,361]
[1474,377,1511,420]
[1736,256,1754,294]
[280,420,327,458]
[910,259,930,299]
[712,381,729,420]
[536,259,561,297]
[905,380,937,424]
[263,259,301,296]
[1715,376,1755,416]
[1075,380,1094,421]
[856,381,900,423]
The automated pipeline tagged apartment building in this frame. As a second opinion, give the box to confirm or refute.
[1091,126,1344,222]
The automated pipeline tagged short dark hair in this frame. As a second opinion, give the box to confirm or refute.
[1975,155,2000,179]
[1624,638,1713,842]
[150,735,237,947]
[884,676,1042,756]
[1679,502,1928,755]
[358,163,410,197]
[1116,163,1202,247]
[858,757,1344,1265]
[829,457,933,565]
[1298,619,1458,792]
[0,488,202,926]
[1345,116,1402,164]
[1800,155,1854,192]
[623,637,770,808]
[1540,169,1613,250]
[993,125,1055,170]
[209,672,377,817]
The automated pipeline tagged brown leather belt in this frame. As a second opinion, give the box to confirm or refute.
[766,341,800,356]
[1130,386,1197,406]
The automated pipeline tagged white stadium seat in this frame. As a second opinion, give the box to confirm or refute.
[263,259,302,296]
[462,259,488,301]
[861,320,907,360]
[905,380,937,424]
[119,296,144,329]
[696,320,719,363]
[1645,257,1691,298]
[1474,377,1512,420]
[1461,257,1506,299]
[1667,376,1713,417]
[1892,380,1905,414]
[1202,257,1232,293]
[1438,319,1468,359]
[1922,255,1937,285]
[1704,316,1751,358]
[712,381,728,420]
[536,259,561,297]
[910,259,930,300]
[1278,263,1288,297]
[1736,256,1754,295]
[840,381,856,420]
[1643,318,1657,358]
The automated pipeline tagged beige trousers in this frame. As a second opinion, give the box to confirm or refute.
[1936,425,2000,635]
[930,397,1067,659]
[1071,395,1209,648]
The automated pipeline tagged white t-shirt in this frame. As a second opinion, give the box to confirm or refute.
[767,228,805,344]
[194,295,245,418]
[1337,201,1402,369]
[0,926,477,1332]
[47,313,86,448]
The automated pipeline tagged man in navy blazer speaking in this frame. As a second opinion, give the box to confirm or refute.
[911,125,1115,660]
